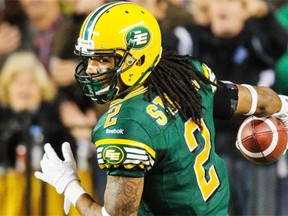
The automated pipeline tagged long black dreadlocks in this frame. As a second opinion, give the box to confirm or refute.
[144,50,215,128]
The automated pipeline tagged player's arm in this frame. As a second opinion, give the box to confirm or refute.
[214,81,285,118]
[34,142,144,216]
[75,175,143,216]
[236,84,282,116]
[236,84,288,129]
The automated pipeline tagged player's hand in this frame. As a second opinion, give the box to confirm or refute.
[273,95,288,131]
[274,113,288,131]
[34,142,79,194]
[0,22,21,57]
[35,142,88,214]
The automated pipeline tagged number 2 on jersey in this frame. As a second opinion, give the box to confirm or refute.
[184,119,220,201]
[104,104,122,128]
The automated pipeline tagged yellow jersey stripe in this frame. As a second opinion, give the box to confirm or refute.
[110,86,148,106]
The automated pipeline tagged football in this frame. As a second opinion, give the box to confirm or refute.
[236,116,288,165]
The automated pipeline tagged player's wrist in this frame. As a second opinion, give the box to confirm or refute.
[64,179,87,206]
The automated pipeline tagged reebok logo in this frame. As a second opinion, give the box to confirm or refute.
[105,128,124,134]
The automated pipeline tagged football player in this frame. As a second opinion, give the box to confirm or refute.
[35,1,288,215]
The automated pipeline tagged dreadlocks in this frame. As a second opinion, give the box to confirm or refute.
[144,50,215,128]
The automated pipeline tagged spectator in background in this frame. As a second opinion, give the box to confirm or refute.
[197,0,287,84]
[0,0,24,66]
[162,0,194,54]
[0,51,76,215]
[0,23,21,63]
[19,0,63,71]
[183,0,212,59]
[188,0,210,27]
[0,51,72,168]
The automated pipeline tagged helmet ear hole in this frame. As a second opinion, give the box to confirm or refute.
[136,55,145,66]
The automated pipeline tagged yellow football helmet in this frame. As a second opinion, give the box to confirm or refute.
[74,1,162,103]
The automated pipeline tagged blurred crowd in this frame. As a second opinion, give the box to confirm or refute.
[0,0,287,215]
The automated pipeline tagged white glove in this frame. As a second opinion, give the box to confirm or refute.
[273,95,288,155]
[273,95,288,130]
[35,142,79,214]
[274,113,288,130]
[35,142,79,193]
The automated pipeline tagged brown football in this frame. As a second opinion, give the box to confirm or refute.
[236,116,287,165]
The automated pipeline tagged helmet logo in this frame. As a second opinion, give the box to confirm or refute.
[126,27,151,49]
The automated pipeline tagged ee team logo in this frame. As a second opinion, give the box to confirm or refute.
[126,27,151,49]
[103,146,125,164]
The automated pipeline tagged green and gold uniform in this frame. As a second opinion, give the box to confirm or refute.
[92,60,229,215]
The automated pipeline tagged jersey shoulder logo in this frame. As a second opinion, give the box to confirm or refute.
[103,145,125,164]
[126,27,151,49]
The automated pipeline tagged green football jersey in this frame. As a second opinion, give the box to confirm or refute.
[92,60,229,215]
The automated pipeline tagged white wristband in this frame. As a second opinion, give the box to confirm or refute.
[241,84,258,116]
[64,180,87,206]
[275,95,288,115]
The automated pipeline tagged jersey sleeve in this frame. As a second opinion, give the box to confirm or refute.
[190,57,218,96]
[201,63,217,84]
[191,57,217,84]
[92,118,156,177]
[191,58,239,119]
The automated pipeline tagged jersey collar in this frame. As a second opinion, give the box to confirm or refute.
[110,86,148,107]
